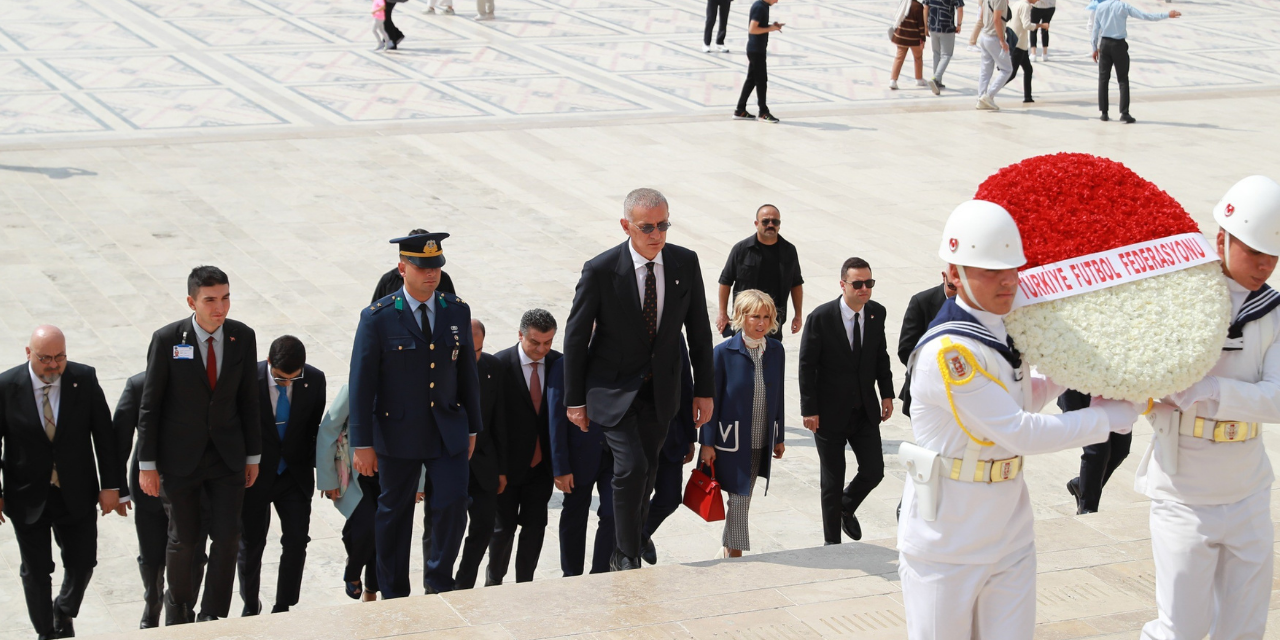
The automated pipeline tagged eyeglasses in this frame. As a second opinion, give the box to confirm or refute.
[271,370,305,384]
[631,221,672,235]
[842,279,876,290]
[759,218,780,227]
[34,354,67,365]
[942,275,957,291]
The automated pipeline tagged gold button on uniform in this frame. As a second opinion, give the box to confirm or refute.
[430,382,435,388]
[430,344,435,350]
[431,402,435,407]
[398,346,403,350]
[431,363,435,369]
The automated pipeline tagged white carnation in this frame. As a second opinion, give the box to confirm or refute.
[1005,263,1230,402]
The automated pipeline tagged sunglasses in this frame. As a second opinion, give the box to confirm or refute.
[631,221,672,234]
[842,279,875,290]
[759,218,780,227]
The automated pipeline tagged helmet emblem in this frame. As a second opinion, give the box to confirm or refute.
[1225,204,1235,217]
[948,238,958,252]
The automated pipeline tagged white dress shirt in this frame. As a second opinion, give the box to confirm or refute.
[268,379,294,415]
[191,315,225,380]
[839,297,866,348]
[517,343,545,394]
[29,363,61,425]
[402,286,436,334]
[628,240,665,331]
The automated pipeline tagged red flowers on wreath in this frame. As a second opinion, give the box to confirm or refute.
[974,153,1200,269]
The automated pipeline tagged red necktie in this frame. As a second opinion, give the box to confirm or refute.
[529,362,542,467]
[206,336,217,390]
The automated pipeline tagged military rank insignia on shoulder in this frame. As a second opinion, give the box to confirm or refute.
[937,338,981,386]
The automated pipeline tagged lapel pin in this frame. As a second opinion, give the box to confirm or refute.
[304,383,308,388]
[676,279,680,285]
[230,336,236,342]
[73,383,78,387]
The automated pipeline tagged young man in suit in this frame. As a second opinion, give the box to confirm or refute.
[449,319,507,590]
[897,272,956,417]
[113,372,208,629]
[563,187,716,571]
[1,325,121,640]
[349,232,482,597]
[487,309,560,584]
[799,257,896,544]
[135,265,262,624]
[237,335,326,615]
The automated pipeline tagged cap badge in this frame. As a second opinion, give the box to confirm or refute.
[948,238,959,252]
[1225,204,1235,217]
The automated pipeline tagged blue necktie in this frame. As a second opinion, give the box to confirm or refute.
[276,384,290,474]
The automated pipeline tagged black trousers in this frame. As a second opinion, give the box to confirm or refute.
[385,1,404,44]
[1059,391,1132,511]
[452,472,498,590]
[1006,48,1033,101]
[160,447,245,624]
[135,501,208,627]
[487,465,554,584]
[737,51,769,113]
[704,0,731,46]
[11,487,97,637]
[604,391,666,559]
[237,469,312,612]
[342,472,380,594]
[642,453,685,541]
[814,414,884,544]
[558,446,616,577]
[1098,37,1130,115]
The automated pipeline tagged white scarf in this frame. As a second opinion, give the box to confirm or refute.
[891,0,913,30]
[742,334,767,352]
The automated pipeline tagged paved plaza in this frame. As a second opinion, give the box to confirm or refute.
[3,0,1280,637]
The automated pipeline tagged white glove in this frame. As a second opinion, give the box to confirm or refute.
[1165,377,1220,411]
[1091,398,1138,434]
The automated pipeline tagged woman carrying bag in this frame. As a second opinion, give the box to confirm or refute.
[700,290,786,558]
[316,384,380,602]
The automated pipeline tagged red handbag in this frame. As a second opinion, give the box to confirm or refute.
[683,462,726,522]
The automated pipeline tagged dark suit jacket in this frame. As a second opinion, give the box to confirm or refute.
[371,268,455,304]
[0,362,120,525]
[563,241,715,427]
[254,361,326,495]
[470,353,506,493]
[897,284,949,417]
[493,345,561,486]
[799,298,895,428]
[659,340,696,465]
[113,372,162,512]
[136,317,261,477]
[348,290,483,459]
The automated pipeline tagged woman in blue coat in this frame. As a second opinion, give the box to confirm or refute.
[700,290,786,558]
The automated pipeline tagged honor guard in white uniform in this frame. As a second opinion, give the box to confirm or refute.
[1137,175,1280,640]
[897,201,1139,640]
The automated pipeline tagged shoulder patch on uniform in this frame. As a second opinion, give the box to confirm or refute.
[944,349,971,381]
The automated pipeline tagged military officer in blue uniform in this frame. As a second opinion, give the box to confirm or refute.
[348,232,483,597]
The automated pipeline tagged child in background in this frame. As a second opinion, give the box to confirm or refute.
[373,0,388,50]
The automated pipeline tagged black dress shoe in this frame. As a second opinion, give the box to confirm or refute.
[1100,112,1110,121]
[641,538,657,565]
[1120,113,1136,124]
[896,500,902,522]
[841,511,862,541]
[196,613,220,622]
[52,605,74,638]
[271,605,289,614]
[139,620,158,630]
[242,599,262,617]
[1067,477,1086,514]
[425,584,440,595]
[608,549,641,571]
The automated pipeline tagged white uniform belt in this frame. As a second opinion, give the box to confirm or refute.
[1179,417,1261,443]
[942,455,1023,483]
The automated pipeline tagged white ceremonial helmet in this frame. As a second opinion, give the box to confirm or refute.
[1214,175,1280,259]
[938,200,1027,269]
[938,200,1026,313]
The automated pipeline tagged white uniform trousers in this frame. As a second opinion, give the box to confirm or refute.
[976,33,1012,100]
[1141,486,1273,640]
[899,543,1037,640]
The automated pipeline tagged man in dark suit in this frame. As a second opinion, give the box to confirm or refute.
[640,342,697,565]
[448,319,506,590]
[371,228,456,303]
[563,187,715,570]
[237,336,326,615]
[487,309,561,584]
[135,265,262,624]
[896,272,955,417]
[799,257,895,544]
[349,232,483,597]
[548,357,615,577]
[1,325,121,640]
[113,373,208,629]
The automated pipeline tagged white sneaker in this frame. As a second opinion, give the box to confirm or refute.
[442,6,454,14]
[976,96,999,110]
[717,44,729,52]
[1035,53,1042,62]
[889,79,898,90]
[915,78,928,87]
[474,13,492,19]
[1042,50,1049,61]
[966,44,981,52]
[985,95,1001,110]
[927,77,940,95]
[425,7,435,13]
[702,44,712,53]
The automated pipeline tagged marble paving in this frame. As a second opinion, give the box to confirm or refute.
[2,0,1280,144]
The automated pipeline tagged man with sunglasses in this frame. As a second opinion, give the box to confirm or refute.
[897,271,957,418]
[799,257,895,544]
[563,187,715,571]
[717,204,805,341]
[236,335,326,616]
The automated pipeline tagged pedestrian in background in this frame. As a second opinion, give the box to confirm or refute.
[735,0,784,123]
[889,0,928,91]
[922,0,964,93]
[717,204,805,341]
[975,0,1012,110]
[1028,0,1054,60]
[704,0,732,52]
[1005,0,1037,103]
[1091,0,1180,123]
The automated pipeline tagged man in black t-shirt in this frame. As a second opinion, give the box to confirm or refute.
[717,204,805,340]
[735,0,784,123]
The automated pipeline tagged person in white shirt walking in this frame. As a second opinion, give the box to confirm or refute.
[897,200,1138,639]
[1090,0,1180,122]
[974,0,1012,110]
[1136,175,1280,640]
[1004,0,1037,103]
